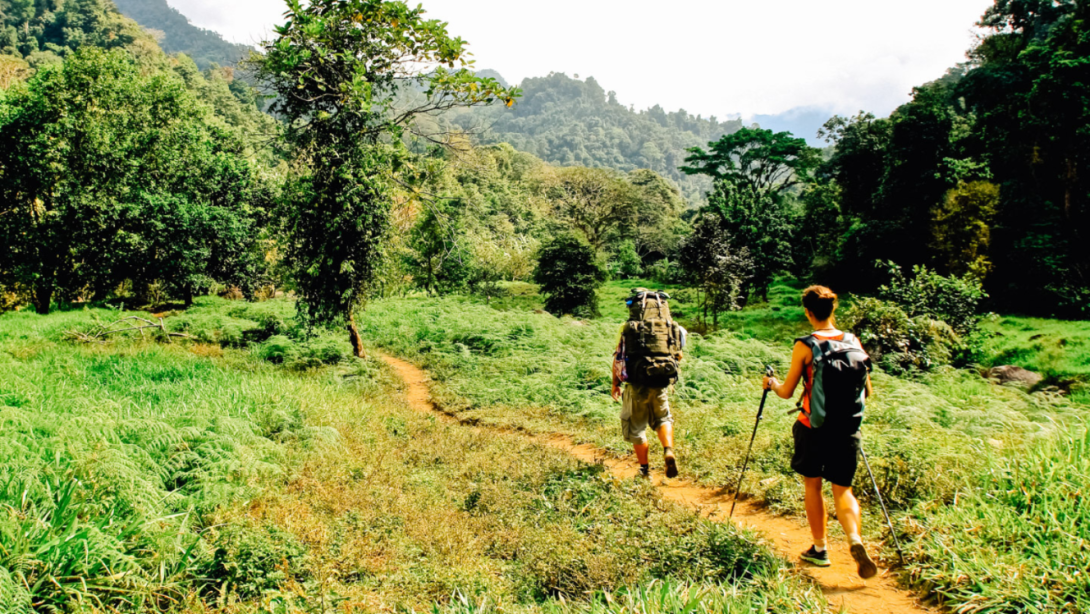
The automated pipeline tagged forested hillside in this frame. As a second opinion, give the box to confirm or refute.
[445,72,744,203]
[113,0,251,70]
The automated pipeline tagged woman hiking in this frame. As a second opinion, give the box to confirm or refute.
[762,286,879,579]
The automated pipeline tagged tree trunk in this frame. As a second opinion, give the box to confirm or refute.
[34,282,53,315]
[183,287,194,308]
[347,313,366,359]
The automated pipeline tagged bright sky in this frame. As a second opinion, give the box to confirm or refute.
[167,0,992,126]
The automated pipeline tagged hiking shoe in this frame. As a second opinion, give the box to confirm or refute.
[800,546,831,567]
[664,455,679,479]
[850,542,878,579]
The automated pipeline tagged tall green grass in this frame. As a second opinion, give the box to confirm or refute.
[908,427,1090,612]
[0,302,826,613]
[0,307,335,608]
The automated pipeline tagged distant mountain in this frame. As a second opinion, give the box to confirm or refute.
[113,0,250,70]
[750,107,836,147]
[446,72,744,204]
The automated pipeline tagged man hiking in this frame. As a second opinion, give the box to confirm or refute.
[611,289,686,480]
[762,286,879,579]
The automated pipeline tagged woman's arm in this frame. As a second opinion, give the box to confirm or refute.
[763,342,809,400]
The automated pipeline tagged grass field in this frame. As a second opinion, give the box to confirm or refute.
[1,283,1086,612]
[0,302,825,612]
[354,279,1089,613]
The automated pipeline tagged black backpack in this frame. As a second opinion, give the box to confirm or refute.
[797,333,871,433]
[623,290,682,388]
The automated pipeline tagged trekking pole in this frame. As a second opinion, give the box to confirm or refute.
[730,365,774,519]
[859,446,907,566]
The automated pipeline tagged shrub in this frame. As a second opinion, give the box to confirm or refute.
[878,262,986,337]
[533,233,606,317]
[289,336,350,369]
[256,335,297,364]
[608,240,643,279]
[840,297,960,373]
[646,258,684,285]
[205,524,308,598]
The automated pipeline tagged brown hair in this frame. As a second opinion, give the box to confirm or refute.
[802,285,838,322]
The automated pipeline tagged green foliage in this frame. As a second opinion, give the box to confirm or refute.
[704,181,795,300]
[608,240,644,279]
[959,0,1090,317]
[0,0,156,62]
[878,263,987,337]
[677,215,753,328]
[0,48,271,312]
[113,0,251,71]
[840,297,959,373]
[543,166,641,250]
[682,127,821,199]
[534,233,606,317]
[408,199,473,295]
[254,0,519,352]
[207,524,309,598]
[931,181,1001,280]
[908,426,1090,613]
[840,264,986,371]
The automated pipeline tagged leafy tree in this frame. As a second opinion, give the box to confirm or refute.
[542,166,640,250]
[0,54,30,87]
[958,0,1090,315]
[704,181,794,302]
[681,127,822,200]
[0,48,266,312]
[608,240,644,279]
[407,199,471,295]
[677,214,753,328]
[931,181,1001,280]
[814,77,984,292]
[253,0,518,357]
[533,233,606,317]
[628,169,688,259]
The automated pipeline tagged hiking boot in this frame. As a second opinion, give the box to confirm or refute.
[800,546,831,567]
[664,454,679,479]
[850,542,878,579]
[638,464,651,480]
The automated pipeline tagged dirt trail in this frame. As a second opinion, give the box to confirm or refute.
[380,354,936,614]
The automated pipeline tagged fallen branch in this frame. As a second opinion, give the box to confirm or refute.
[65,316,197,344]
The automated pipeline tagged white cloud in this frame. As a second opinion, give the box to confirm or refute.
[166,0,992,119]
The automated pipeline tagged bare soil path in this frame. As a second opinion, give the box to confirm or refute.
[380,354,937,614]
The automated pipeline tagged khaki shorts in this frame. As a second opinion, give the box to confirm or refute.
[620,384,673,445]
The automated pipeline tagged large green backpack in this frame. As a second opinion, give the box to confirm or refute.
[623,290,683,388]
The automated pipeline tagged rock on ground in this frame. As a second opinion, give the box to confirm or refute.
[985,365,1043,388]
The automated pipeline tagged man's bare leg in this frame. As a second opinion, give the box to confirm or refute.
[656,423,678,477]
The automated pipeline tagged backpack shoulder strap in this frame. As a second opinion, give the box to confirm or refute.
[794,334,823,360]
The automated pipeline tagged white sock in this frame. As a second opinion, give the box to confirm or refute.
[849,534,863,546]
[814,543,826,553]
